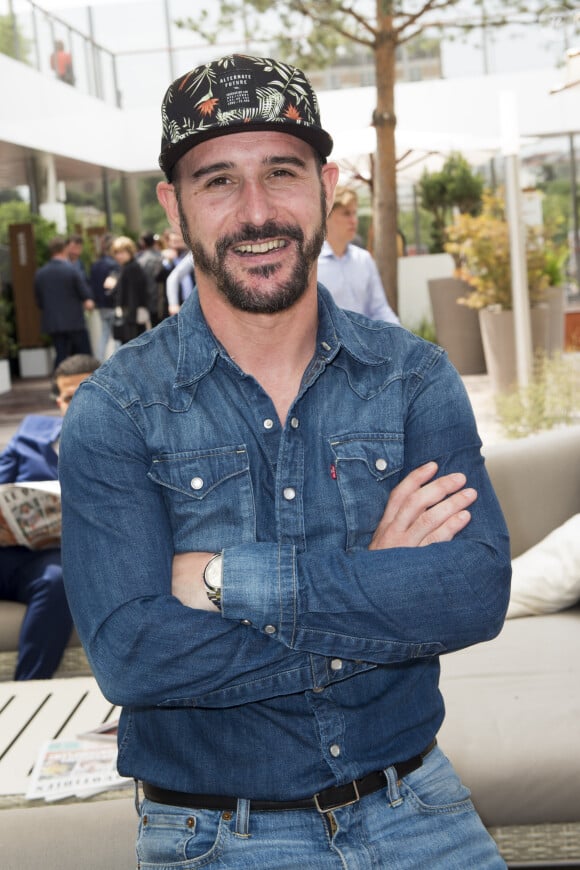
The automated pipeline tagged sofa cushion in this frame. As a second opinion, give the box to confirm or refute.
[507,514,580,618]
[0,796,136,870]
[438,607,580,827]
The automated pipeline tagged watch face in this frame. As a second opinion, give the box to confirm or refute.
[205,554,223,590]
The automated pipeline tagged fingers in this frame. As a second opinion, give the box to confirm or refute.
[370,462,478,550]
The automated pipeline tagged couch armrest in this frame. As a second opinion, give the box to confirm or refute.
[483,426,580,558]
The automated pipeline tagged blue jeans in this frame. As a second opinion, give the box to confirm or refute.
[0,547,72,680]
[136,747,505,869]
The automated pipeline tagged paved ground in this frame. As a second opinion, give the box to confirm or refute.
[0,372,506,452]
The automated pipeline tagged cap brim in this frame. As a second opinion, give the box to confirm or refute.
[160,122,334,179]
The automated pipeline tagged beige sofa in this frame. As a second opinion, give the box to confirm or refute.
[1,426,579,868]
[0,606,86,681]
[439,425,580,866]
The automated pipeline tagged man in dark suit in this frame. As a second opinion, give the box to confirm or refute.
[0,354,99,679]
[34,236,95,368]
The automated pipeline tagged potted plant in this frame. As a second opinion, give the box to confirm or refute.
[0,292,17,394]
[445,191,555,393]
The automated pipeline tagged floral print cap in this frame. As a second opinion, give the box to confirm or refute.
[159,54,333,179]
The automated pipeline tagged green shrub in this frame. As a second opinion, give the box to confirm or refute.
[496,353,580,439]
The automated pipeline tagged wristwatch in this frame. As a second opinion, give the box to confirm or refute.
[203,553,223,610]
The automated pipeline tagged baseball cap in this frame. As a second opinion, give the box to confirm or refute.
[159,54,333,180]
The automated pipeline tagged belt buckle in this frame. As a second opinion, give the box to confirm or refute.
[314,780,360,813]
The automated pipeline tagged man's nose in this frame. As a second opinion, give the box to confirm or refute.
[236,180,277,226]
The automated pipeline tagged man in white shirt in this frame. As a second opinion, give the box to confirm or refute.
[317,186,399,324]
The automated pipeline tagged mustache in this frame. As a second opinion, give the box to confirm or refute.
[216,222,304,256]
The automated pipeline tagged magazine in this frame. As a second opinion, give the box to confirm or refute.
[26,736,129,802]
[0,480,61,549]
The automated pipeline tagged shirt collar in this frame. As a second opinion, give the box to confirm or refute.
[174,286,394,399]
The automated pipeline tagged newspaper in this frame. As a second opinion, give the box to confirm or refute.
[0,480,61,549]
[26,736,129,802]
[77,719,119,743]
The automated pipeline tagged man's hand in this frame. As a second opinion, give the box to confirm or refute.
[171,551,218,610]
[369,461,477,550]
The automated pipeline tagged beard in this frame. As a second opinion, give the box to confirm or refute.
[176,189,327,315]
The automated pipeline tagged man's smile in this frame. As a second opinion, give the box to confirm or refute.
[233,239,288,255]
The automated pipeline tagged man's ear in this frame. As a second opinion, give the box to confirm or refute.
[321,162,340,217]
[156,182,180,230]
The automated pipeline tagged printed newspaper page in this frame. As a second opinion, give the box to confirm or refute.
[0,480,61,549]
[26,738,130,802]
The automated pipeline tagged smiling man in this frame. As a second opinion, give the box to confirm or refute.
[60,55,510,869]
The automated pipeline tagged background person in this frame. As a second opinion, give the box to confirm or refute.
[137,232,164,327]
[318,185,399,323]
[34,236,94,368]
[89,233,118,361]
[0,354,99,680]
[106,236,150,344]
[60,54,509,869]
[50,39,74,85]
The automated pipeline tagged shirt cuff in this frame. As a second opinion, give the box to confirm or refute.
[221,543,296,643]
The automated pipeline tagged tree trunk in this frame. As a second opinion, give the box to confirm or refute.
[372,2,399,314]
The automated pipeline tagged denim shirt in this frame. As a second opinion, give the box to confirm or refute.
[60,286,510,800]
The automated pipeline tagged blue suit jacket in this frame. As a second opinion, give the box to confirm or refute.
[0,415,61,483]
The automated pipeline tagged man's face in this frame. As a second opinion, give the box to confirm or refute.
[327,202,359,247]
[158,131,338,315]
[66,241,83,262]
[55,372,92,416]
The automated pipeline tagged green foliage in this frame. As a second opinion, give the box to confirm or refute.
[444,190,552,310]
[418,152,483,253]
[496,353,580,439]
[398,205,433,255]
[0,293,17,359]
[0,13,30,62]
[408,317,437,344]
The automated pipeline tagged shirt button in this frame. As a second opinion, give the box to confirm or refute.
[240,619,252,626]
[190,477,204,490]
[312,685,325,693]
[290,417,300,429]
[375,458,388,472]
[330,744,341,758]
[264,624,277,635]
[263,418,274,430]
[330,658,343,671]
[283,487,296,501]
[321,341,331,351]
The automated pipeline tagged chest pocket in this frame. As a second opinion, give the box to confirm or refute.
[148,446,256,549]
[329,435,404,550]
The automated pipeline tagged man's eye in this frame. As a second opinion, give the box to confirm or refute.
[207,176,230,187]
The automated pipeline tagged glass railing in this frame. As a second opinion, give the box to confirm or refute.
[1,0,120,106]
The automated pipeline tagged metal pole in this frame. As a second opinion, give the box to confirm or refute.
[163,0,176,81]
[569,132,580,290]
[501,91,532,388]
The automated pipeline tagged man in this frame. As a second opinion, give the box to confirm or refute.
[65,234,91,292]
[318,185,399,323]
[89,233,118,361]
[136,232,164,326]
[60,55,510,868]
[0,354,99,680]
[161,229,195,315]
[35,236,94,367]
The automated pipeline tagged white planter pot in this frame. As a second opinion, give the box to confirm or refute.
[0,358,11,394]
[478,305,549,395]
[18,347,55,378]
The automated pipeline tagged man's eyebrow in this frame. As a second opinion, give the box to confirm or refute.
[190,154,307,179]
[191,161,234,180]
[267,155,307,169]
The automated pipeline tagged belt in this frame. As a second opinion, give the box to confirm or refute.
[143,739,436,814]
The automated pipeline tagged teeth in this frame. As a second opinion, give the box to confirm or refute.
[235,239,285,254]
